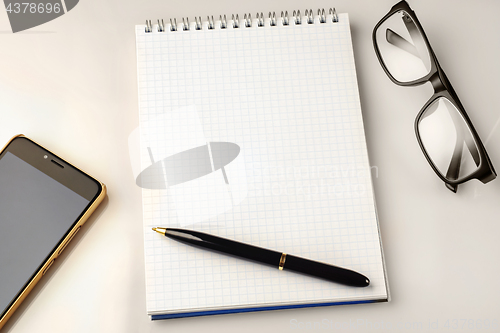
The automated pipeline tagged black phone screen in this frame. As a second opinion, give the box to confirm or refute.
[0,137,101,320]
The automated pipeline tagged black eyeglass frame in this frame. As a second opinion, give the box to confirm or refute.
[372,0,496,192]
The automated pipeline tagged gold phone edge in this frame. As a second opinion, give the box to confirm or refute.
[0,134,107,330]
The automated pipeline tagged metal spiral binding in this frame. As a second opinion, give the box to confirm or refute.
[330,8,338,22]
[244,13,252,27]
[269,12,276,26]
[220,15,227,29]
[318,9,326,23]
[195,17,202,30]
[182,17,189,31]
[145,8,338,33]
[292,10,301,25]
[232,14,239,28]
[208,16,215,29]
[281,11,289,26]
[157,19,164,32]
[256,12,264,27]
[305,9,313,24]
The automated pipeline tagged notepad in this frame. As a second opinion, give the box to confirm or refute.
[134,9,388,319]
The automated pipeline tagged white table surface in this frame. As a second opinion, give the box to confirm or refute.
[1,0,499,332]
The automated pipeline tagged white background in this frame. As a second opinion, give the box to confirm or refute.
[1,0,499,332]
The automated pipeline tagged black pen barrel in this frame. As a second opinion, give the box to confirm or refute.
[284,255,370,287]
[165,228,282,267]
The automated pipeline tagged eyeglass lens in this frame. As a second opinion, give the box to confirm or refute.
[375,10,431,83]
[417,97,480,182]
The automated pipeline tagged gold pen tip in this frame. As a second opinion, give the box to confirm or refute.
[152,227,167,235]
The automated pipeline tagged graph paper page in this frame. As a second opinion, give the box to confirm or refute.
[135,13,387,315]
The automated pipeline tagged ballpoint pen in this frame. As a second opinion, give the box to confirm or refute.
[152,227,370,287]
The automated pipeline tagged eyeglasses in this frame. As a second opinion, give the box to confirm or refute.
[372,0,496,192]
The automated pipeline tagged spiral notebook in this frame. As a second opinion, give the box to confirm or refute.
[134,9,388,320]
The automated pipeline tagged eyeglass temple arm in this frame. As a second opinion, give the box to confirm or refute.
[443,107,481,192]
[444,135,462,192]
[386,29,420,58]
[385,14,428,64]
[402,13,429,64]
[439,64,489,181]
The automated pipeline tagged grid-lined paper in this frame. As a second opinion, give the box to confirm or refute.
[136,13,388,316]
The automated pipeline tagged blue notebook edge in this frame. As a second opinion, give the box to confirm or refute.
[151,298,388,320]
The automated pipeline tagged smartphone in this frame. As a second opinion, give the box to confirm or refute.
[0,135,106,329]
